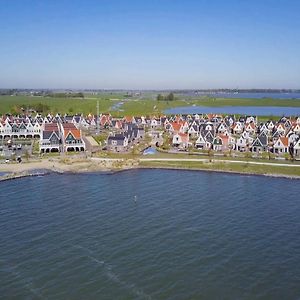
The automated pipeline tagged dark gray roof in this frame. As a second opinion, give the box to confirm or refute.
[108,134,126,141]
[42,130,59,140]
[107,134,127,146]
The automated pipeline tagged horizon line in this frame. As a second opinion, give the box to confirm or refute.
[1,88,300,92]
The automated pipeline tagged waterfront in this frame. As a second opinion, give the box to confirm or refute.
[1,170,300,299]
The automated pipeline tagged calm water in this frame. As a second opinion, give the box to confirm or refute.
[165,106,300,116]
[1,170,300,300]
[182,92,300,99]
[143,147,158,155]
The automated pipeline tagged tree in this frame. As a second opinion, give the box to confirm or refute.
[157,94,164,101]
[166,92,175,101]
[156,93,175,101]
[34,102,50,113]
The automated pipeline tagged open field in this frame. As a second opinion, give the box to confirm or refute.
[0,95,299,116]
[0,95,114,115]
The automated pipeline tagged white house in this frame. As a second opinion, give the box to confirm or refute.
[273,137,289,155]
[293,139,300,157]
[236,136,247,152]
[172,133,190,149]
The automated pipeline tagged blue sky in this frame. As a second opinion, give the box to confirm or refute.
[0,0,299,89]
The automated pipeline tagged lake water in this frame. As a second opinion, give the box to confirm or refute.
[165,106,300,116]
[1,170,300,299]
[183,92,300,99]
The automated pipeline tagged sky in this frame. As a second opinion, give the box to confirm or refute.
[0,0,299,89]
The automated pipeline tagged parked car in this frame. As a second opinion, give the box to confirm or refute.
[5,159,10,163]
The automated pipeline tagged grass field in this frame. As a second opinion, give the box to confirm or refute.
[0,94,299,116]
[139,160,300,177]
[96,150,300,165]
[0,95,114,115]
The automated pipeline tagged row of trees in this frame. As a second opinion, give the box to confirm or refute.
[46,92,84,98]
[156,93,175,101]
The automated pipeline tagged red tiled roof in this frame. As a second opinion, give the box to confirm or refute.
[170,122,182,132]
[279,137,289,147]
[246,122,256,129]
[62,123,81,139]
[124,116,133,123]
[66,130,81,139]
[178,132,189,142]
[100,115,111,126]
[218,134,229,144]
[44,123,59,130]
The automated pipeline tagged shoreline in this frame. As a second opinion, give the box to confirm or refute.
[1,157,300,181]
[137,166,300,180]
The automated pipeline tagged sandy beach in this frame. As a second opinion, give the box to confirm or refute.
[0,157,138,176]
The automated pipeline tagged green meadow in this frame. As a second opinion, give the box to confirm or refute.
[0,94,299,116]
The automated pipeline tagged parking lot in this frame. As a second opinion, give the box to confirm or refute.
[0,139,33,161]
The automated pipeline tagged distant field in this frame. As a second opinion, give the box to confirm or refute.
[0,95,114,115]
[0,94,299,116]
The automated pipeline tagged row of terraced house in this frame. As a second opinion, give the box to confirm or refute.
[81,113,300,157]
[65,112,300,156]
[0,114,85,153]
[82,113,300,157]
[2,113,300,156]
[163,114,300,157]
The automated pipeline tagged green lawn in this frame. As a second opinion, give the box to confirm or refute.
[139,160,300,177]
[95,150,300,165]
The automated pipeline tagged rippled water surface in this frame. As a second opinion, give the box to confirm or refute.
[165,105,300,116]
[1,170,300,300]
